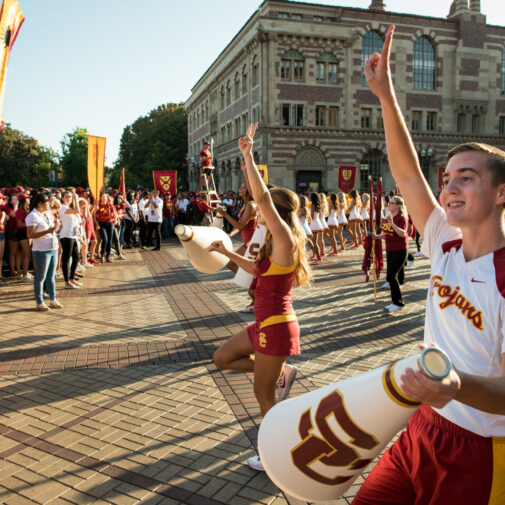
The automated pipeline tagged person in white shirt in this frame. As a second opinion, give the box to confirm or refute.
[123,191,138,248]
[26,192,63,311]
[176,192,189,225]
[352,25,505,505]
[58,190,82,289]
[137,190,149,248]
[147,189,163,250]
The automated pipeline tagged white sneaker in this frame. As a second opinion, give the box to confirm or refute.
[247,456,265,472]
[384,304,396,311]
[382,281,390,288]
[406,260,414,268]
[388,304,404,313]
[238,304,255,313]
[49,300,63,309]
[72,280,83,287]
[20,274,33,283]
[118,254,126,260]
[84,262,94,268]
[414,251,424,257]
[276,364,297,402]
[76,265,85,273]
[24,272,33,279]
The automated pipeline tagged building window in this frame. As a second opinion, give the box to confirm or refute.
[316,52,339,84]
[361,31,383,86]
[281,103,305,126]
[292,14,302,19]
[226,82,231,106]
[457,113,465,133]
[413,36,436,90]
[252,56,258,87]
[426,111,436,131]
[411,110,422,131]
[499,116,505,134]
[361,108,371,129]
[501,50,505,95]
[234,73,240,99]
[281,49,304,81]
[278,12,289,18]
[242,66,247,94]
[472,114,479,133]
[313,16,323,22]
[360,150,382,189]
[376,109,384,129]
[328,106,338,127]
[220,87,225,109]
[315,106,326,126]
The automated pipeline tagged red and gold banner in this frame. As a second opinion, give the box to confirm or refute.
[87,135,106,202]
[338,166,356,194]
[438,167,444,191]
[0,0,24,127]
[256,164,269,184]
[119,167,126,198]
[153,170,177,196]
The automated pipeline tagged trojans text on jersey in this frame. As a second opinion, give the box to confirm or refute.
[431,275,483,331]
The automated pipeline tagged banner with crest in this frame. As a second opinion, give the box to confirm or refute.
[256,164,269,184]
[337,166,357,194]
[153,170,177,196]
[87,135,106,202]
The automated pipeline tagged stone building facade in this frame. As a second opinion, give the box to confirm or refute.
[185,0,505,195]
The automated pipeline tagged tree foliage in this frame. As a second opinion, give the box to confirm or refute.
[114,103,187,189]
[0,126,57,187]
[60,127,88,187]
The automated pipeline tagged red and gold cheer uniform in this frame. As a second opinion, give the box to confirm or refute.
[238,202,257,247]
[247,257,300,356]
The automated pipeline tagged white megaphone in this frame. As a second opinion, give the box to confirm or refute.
[212,207,225,230]
[234,224,267,289]
[258,348,452,502]
[175,224,232,274]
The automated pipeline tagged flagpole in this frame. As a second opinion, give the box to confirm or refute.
[368,176,377,301]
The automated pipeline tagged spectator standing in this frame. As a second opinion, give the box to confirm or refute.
[162,192,175,238]
[59,190,82,289]
[93,193,116,262]
[123,191,138,248]
[26,192,62,311]
[15,194,32,282]
[175,192,189,225]
[0,192,7,282]
[6,193,20,277]
[147,189,163,251]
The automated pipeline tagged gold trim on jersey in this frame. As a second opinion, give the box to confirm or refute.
[259,313,297,329]
[261,258,297,276]
[489,438,505,504]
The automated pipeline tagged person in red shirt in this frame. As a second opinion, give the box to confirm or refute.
[15,195,32,281]
[5,193,20,277]
[162,192,175,238]
[373,196,409,313]
[91,193,116,262]
[196,140,214,193]
[0,192,7,282]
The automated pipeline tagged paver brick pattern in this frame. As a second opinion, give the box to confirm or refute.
[0,238,430,504]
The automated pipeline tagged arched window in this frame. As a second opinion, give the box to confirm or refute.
[360,150,383,189]
[501,50,505,95]
[413,36,436,90]
[281,49,304,81]
[316,52,339,83]
[252,56,258,87]
[220,86,225,109]
[361,31,383,86]
[234,72,240,99]
[226,81,231,106]
[242,65,247,94]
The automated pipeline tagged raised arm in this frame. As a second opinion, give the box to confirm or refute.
[364,25,437,236]
[238,123,295,265]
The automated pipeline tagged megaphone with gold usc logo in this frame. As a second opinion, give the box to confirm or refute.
[258,348,452,502]
[175,224,232,274]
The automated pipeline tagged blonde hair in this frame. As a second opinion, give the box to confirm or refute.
[256,188,311,287]
[298,194,309,218]
[318,193,328,215]
[361,193,370,206]
[337,192,347,212]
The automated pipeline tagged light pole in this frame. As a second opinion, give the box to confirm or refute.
[419,148,433,181]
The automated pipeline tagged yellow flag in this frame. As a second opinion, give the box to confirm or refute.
[256,164,269,184]
[0,0,24,124]
[87,135,106,202]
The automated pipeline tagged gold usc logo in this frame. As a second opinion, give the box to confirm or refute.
[291,389,379,484]
[160,176,171,192]
[259,332,267,348]
[342,169,352,181]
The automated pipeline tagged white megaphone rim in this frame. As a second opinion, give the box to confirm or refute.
[175,224,194,242]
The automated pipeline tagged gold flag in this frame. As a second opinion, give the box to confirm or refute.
[0,0,24,125]
[87,135,106,202]
[256,164,269,184]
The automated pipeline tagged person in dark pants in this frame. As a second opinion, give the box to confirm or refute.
[123,191,138,248]
[138,191,149,248]
[373,196,408,313]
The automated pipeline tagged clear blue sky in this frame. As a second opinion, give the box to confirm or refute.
[4,0,505,166]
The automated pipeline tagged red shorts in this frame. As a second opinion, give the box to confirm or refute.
[85,219,96,242]
[247,319,300,357]
[352,405,505,505]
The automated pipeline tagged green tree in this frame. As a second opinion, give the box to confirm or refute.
[60,127,88,187]
[115,103,187,189]
[0,126,50,187]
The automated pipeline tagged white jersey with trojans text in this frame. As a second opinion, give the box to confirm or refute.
[421,205,505,437]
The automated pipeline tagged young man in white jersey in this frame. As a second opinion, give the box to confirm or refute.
[352,25,505,505]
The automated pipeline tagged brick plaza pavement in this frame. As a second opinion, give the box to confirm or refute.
[0,239,431,505]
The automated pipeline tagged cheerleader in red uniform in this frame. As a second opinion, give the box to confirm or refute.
[211,123,311,471]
